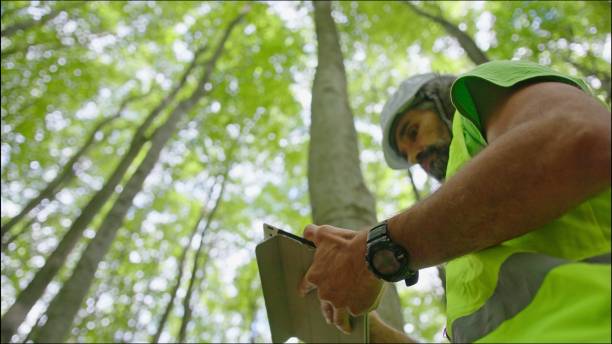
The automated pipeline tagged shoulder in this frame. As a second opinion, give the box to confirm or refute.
[484,81,606,141]
[450,60,596,140]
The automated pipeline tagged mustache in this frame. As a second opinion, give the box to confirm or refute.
[416,143,449,181]
[416,143,449,165]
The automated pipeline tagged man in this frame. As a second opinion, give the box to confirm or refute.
[299,60,611,342]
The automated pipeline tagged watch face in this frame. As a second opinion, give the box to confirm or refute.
[372,249,401,276]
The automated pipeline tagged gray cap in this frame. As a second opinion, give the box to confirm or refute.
[381,73,437,170]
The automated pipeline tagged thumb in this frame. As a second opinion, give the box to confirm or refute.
[303,224,319,244]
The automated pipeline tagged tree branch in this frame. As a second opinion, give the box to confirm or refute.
[405,1,489,65]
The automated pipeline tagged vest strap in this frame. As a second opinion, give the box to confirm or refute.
[451,252,611,342]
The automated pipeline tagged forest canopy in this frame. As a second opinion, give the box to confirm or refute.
[1,1,610,343]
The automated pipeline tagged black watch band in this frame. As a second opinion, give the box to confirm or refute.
[365,220,419,286]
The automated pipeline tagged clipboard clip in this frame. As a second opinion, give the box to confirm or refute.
[263,223,316,248]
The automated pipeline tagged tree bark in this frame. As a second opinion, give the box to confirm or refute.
[0,47,205,344]
[309,0,405,331]
[127,279,154,339]
[29,11,247,343]
[150,207,206,343]
[406,169,422,201]
[1,5,22,21]
[1,216,37,251]
[177,172,229,343]
[1,2,88,38]
[1,8,62,38]
[1,94,143,241]
[405,1,489,65]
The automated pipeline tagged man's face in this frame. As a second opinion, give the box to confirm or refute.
[393,107,451,181]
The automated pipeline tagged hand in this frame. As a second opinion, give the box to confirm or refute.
[298,224,384,334]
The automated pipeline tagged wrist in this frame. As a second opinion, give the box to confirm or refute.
[387,209,428,271]
[386,215,416,270]
[351,229,379,278]
[351,229,369,260]
[364,220,419,285]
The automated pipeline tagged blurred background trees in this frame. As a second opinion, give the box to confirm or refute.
[1,1,609,343]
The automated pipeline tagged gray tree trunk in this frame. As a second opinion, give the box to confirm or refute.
[247,295,259,343]
[29,11,247,343]
[405,1,489,65]
[406,169,422,202]
[0,45,205,344]
[150,210,205,343]
[309,0,405,331]
[1,216,37,251]
[177,175,228,343]
[1,6,63,38]
[1,94,144,241]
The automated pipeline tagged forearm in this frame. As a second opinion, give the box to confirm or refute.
[389,112,611,269]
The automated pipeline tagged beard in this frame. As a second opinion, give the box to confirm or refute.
[416,143,449,181]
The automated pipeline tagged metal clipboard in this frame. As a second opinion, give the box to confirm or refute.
[255,223,368,343]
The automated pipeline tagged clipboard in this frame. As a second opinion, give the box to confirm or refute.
[255,223,369,343]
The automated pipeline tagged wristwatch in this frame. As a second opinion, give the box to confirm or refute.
[365,220,419,286]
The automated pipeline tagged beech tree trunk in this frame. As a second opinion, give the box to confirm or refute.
[1,7,63,38]
[309,0,405,331]
[0,45,205,344]
[405,1,490,65]
[29,11,247,343]
[406,169,422,202]
[150,210,205,343]
[177,175,227,343]
[1,216,37,251]
[1,94,143,241]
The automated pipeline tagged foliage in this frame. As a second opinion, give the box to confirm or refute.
[1,1,609,343]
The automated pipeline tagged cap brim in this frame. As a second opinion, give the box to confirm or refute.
[380,74,437,170]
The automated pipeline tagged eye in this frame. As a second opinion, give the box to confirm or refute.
[406,125,418,141]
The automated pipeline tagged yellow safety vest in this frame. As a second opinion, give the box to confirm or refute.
[445,60,611,342]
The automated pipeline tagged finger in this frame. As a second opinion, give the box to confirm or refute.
[333,307,352,334]
[347,297,369,317]
[303,224,319,243]
[348,283,386,316]
[320,300,333,325]
[298,271,317,297]
[315,225,356,241]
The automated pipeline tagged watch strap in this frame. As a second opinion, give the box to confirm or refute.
[366,220,419,286]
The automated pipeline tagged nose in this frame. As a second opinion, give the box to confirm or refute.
[408,146,425,165]
[398,140,422,165]
[398,147,415,165]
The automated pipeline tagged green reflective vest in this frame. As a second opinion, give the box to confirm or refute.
[445,60,611,342]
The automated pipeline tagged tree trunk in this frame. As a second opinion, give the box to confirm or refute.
[1,8,62,38]
[1,94,143,241]
[247,295,259,343]
[177,173,229,343]
[29,11,247,343]
[155,85,254,343]
[127,279,154,340]
[1,216,37,251]
[309,0,405,331]
[405,1,489,65]
[0,46,204,344]
[150,208,206,343]
[406,169,422,202]
[1,2,87,38]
